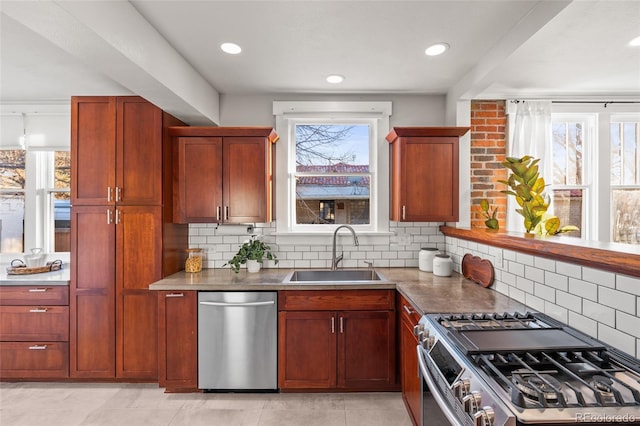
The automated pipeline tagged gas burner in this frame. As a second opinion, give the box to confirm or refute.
[592,375,614,394]
[512,371,562,402]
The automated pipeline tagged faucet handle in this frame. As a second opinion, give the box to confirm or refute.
[363,260,374,270]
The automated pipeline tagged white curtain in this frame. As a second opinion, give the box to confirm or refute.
[506,101,552,232]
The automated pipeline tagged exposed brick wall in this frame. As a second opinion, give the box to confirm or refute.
[470,100,507,229]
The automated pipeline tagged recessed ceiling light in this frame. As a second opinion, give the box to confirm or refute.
[326,74,345,84]
[425,42,449,56]
[629,36,640,47]
[221,42,242,54]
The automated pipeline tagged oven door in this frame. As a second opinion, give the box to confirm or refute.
[417,345,466,426]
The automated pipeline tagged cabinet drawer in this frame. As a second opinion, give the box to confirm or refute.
[397,294,421,325]
[0,306,69,341]
[279,290,395,311]
[0,286,69,306]
[0,342,69,379]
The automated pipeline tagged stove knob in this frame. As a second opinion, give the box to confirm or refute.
[413,324,424,337]
[452,378,470,400]
[473,406,495,426]
[462,391,481,415]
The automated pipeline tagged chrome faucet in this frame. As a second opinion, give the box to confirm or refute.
[331,225,359,270]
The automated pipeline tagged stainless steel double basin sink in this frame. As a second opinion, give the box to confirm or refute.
[281,269,388,285]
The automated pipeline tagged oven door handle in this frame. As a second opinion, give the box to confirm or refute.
[416,345,464,426]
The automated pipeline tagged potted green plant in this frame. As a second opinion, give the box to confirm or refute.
[500,155,579,236]
[224,236,278,273]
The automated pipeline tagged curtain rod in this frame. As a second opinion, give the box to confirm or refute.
[511,99,640,108]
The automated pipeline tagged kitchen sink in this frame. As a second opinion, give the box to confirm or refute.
[282,269,388,284]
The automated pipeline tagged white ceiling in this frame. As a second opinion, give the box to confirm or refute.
[1,0,639,124]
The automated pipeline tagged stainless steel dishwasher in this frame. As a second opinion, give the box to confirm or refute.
[198,291,277,391]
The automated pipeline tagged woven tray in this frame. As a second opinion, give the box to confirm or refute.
[7,260,63,275]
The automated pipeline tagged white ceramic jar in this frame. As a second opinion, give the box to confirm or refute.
[418,247,440,272]
[432,254,453,277]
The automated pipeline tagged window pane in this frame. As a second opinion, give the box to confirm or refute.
[0,150,26,189]
[294,124,371,225]
[52,151,71,252]
[295,176,370,224]
[552,122,583,185]
[611,123,622,185]
[295,124,369,169]
[552,189,583,238]
[55,151,71,190]
[613,189,640,244]
[0,193,24,253]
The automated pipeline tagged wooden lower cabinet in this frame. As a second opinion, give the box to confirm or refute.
[278,290,397,391]
[0,286,70,379]
[398,294,422,425]
[158,291,197,392]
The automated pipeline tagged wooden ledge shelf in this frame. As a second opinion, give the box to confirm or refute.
[440,226,640,278]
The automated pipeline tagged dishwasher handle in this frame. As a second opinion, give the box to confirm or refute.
[199,300,275,307]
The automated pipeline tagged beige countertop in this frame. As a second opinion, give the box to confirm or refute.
[149,267,528,314]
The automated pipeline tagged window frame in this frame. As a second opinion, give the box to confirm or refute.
[273,101,391,235]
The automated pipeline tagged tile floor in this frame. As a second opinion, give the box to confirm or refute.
[0,382,412,426]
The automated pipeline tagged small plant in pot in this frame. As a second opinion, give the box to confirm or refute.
[224,236,278,273]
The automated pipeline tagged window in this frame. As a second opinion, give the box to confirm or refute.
[550,116,594,239]
[294,124,371,226]
[0,149,70,254]
[273,101,391,234]
[550,106,640,244]
[611,118,640,244]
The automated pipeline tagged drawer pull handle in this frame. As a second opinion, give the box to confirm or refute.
[28,288,49,293]
[402,305,414,315]
[29,345,48,350]
[29,308,48,313]
[165,293,184,298]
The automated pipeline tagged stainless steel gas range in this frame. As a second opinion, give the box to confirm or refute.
[416,312,640,425]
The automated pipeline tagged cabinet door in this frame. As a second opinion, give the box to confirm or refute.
[158,291,197,391]
[70,206,116,378]
[115,206,162,379]
[0,342,68,379]
[71,96,116,206]
[278,311,337,389]
[338,310,397,389]
[400,137,458,222]
[401,315,420,425]
[223,137,269,223]
[116,97,163,205]
[173,137,223,223]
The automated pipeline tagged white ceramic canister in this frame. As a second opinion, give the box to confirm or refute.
[432,254,453,277]
[418,247,440,272]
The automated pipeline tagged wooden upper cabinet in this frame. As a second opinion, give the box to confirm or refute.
[71,96,163,206]
[171,127,278,224]
[71,96,116,205]
[387,127,469,222]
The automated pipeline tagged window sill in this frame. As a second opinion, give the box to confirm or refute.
[440,226,640,278]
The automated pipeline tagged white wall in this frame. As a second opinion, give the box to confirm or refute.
[220,94,446,126]
[1,104,70,149]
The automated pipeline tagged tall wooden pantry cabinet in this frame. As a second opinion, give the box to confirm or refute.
[70,96,188,379]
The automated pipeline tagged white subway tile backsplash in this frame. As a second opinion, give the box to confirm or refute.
[508,261,525,277]
[525,293,545,311]
[598,324,637,356]
[516,276,534,293]
[617,274,640,297]
[501,271,517,286]
[544,271,569,291]
[509,287,526,304]
[302,252,319,260]
[544,303,568,323]
[616,311,640,339]
[533,257,556,272]
[525,265,545,283]
[582,267,616,288]
[516,253,535,267]
[569,278,598,302]
[555,261,582,279]
[583,299,615,327]
[503,250,517,261]
[556,291,582,313]
[599,287,636,314]
[534,283,556,303]
[568,312,598,337]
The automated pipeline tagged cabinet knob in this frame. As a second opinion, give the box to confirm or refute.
[216,206,221,221]
[29,308,48,313]
[165,293,184,298]
[28,288,49,293]
[107,186,113,202]
[28,345,48,350]
[402,205,406,220]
